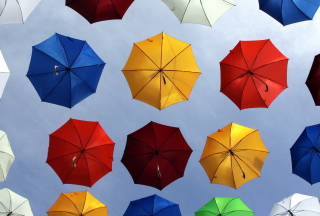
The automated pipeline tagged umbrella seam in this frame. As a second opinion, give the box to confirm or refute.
[221,197,238,214]
[83,206,107,215]
[82,152,93,187]
[208,152,229,182]
[0,0,7,17]
[80,192,88,214]
[56,34,71,67]
[31,47,67,68]
[71,119,85,149]
[83,122,99,149]
[47,210,78,215]
[134,43,161,69]
[231,130,259,149]
[199,0,211,26]
[151,122,162,189]
[291,148,314,181]
[69,39,86,68]
[15,0,23,23]
[233,153,261,177]
[62,193,81,215]
[129,200,153,215]
[48,135,82,151]
[239,75,249,109]
[84,149,114,171]
[250,40,269,70]
[90,0,100,24]
[250,75,269,107]
[239,42,250,70]
[133,156,155,186]
[154,204,179,215]
[40,71,69,103]
[291,197,313,211]
[11,199,29,213]
[180,0,192,23]
[46,151,81,163]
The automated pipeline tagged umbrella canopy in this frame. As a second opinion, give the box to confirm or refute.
[123,194,181,216]
[121,121,192,190]
[195,197,254,216]
[199,122,269,189]
[161,0,235,26]
[46,118,115,187]
[66,0,135,24]
[270,193,320,216]
[0,188,33,216]
[259,0,320,26]
[27,33,105,108]
[306,54,320,106]
[122,32,201,110]
[0,130,14,181]
[0,50,10,99]
[0,0,41,24]
[290,123,320,184]
[220,39,288,110]
[47,191,108,216]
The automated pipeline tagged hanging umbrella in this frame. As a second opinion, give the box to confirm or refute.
[46,118,115,187]
[0,0,41,24]
[66,0,135,24]
[306,54,320,106]
[27,33,105,108]
[124,194,181,216]
[220,39,288,110]
[195,197,254,216]
[259,0,320,26]
[161,0,235,26]
[122,32,201,110]
[121,121,192,190]
[270,193,320,216]
[199,122,269,189]
[0,50,10,99]
[0,188,33,216]
[0,130,14,181]
[47,191,107,216]
[290,123,320,184]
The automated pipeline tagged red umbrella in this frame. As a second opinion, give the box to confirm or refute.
[306,54,320,105]
[66,0,135,24]
[220,39,288,110]
[121,121,192,190]
[46,118,115,187]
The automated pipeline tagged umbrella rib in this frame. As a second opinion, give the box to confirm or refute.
[11,200,28,213]
[222,210,254,215]
[83,122,99,149]
[134,156,156,185]
[249,40,269,71]
[85,142,115,151]
[83,206,107,215]
[199,0,211,26]
[129,200,153,215]
[68,40,86,68]
[135,44,161,69]
[291,197,312,211]
[121,152,157,161]
[0,201,10,212]
[84,151,113,171]
[233,153,260,177]
[71,119,85,149]
[153,204,179,215]
[162,71,191,102]
[80,192,88,215]
[15,0,24,23]
[32,47,67,67]
[49,135,82,150]
[90,0,100,23]
[291,148,314,175]
[220,197,237,214]
[239,42,251,70]
[46,151,81,163]
[209,152,229,182]
[158,128,178,150]
[231,130,258,149]
[250,75,268,107]
[70,70,96,93]
[62,193,81,214]
[200,150,229,161]
[239,75,249,110]
[82,153,92,186]
[126,136,156,152]
[164,69,201,73]
[158,154,184,177]
[41,71,69,102]
[162,44,191,69]
[180,0,192,23]
[0,0,7,17]
[47,210,78,215]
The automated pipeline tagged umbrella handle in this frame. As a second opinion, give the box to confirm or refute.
[157,164,161,177]
[162,74,166,85]
[253,74,268,92]
[54,66,60,75]
[72,156,77,167]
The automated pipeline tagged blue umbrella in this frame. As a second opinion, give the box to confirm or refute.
[259,0,320,26]
[27,33,105,108]
[123,194,181,216]
[290,124,320,184]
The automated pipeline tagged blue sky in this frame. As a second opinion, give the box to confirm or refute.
[1,0,320,215]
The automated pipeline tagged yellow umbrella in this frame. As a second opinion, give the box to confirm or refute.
[47,191,107,216]
[199,123,269,189]
[122,32,201,110]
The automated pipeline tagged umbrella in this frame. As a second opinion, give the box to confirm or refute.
[195,197,254,216]
[122,32,201,110]
[290,123,320,184]
[27,33,105,108]
[270,193,320,216]
[0,188,33,216]
[66,0,135,24]
[123,194,181,216]
[0,0,41,24]
[220,39,288,110]
[46,118,115,187]
[0,130,14,181]
[47,191,107,216]
[259,0,320,26]
[161,0,235,26]
[306,54,320,106]
[121,121,192,190]
[0,50,10,99]
[199,122,269,189]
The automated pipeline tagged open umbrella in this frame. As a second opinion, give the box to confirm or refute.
[195,197,254,216]
[0,0,41,24]
[46,118,115,187]
[122,32,201,110]
[0,130,14,181]
[290,123,320,184]
[220,39,288,110]
[27,33,105,108]
[121,121,192,190]
[306,54,320,106]
[270,193,320,216]
[66,0,135,24]
[124,194,181,216]
[259,0,320,26]
[0,188,33,216]
[161,0,235,26]
[47,191,108,216]
[0,50,10,99]
[199,122,269,189]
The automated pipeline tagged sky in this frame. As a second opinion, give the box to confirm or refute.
[1,0,320,215]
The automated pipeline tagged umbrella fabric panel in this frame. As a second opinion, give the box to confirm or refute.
[306,55,320,105]
[0,50,9,99]
[0,131,14,181]
[0,188,33,216]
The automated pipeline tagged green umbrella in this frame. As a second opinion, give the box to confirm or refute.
[195,197,254,216]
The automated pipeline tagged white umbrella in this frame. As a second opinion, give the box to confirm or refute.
[270,193,320,216]
[0,130,14,181]
[0,188,33,216]
[0,0,41,24]
[161,0,235,26]
[0,51,9,99]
